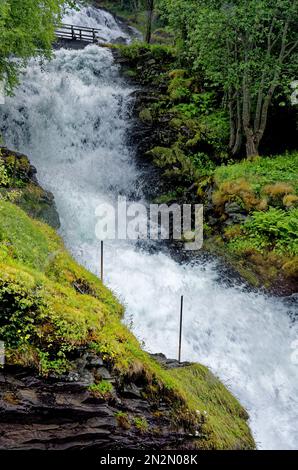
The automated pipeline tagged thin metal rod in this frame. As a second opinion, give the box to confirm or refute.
[178,295,184,363]
[100,241,104,283]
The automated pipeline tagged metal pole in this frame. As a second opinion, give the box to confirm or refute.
[178,295,184,363]
[100,241,104,283]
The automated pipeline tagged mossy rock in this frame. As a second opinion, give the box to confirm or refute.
[139,107,153,123]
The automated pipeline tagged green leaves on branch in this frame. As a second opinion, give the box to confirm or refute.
[0,0,73,93]
[160,0,298,157]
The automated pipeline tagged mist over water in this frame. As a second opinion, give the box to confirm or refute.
[1,6,298,450]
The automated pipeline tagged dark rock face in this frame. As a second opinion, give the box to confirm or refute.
[0,147,60,229]
[0,355,196,450]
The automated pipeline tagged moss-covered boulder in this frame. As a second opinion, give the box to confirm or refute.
[0,147,60,229]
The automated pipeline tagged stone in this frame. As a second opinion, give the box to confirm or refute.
[0,362,195,450]
[224,202,244,215]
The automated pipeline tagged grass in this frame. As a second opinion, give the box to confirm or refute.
[0,199,254,448]
[215,152,298,195]
[169,365,254,450]
[88,380,113,397]
[206,153,298,290]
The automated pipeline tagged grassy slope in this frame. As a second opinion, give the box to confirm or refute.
[0,199,255,449]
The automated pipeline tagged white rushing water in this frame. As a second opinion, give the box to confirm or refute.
[1,6,298,450]
[63,4,136,43]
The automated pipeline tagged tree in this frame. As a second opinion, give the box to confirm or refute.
[0,0,75,94]
[161,0,298,158]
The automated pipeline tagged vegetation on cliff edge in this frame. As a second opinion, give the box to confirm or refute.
[0,187,254,449]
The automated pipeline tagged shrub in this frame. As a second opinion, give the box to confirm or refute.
[283,194,298,208]
[263,182,294,197]
[168,77,192,102]
[229,208,298,255]
[212,179,260,211]
[0,160,10,187]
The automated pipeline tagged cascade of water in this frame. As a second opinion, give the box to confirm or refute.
[0,6,297,450]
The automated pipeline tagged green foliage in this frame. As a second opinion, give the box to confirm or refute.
[160,0,298,156]
[0,159,10,187]
[117,41,175,62]
[115,411,131,429]
[199,111,230,151]
[88,380,113,397]
[0,0,74,93]
[230,208,298,256]
[173,102,198,118]
[191,152,215,177]
[0,202,51,270]
[215,152,298,195]
[133,416,149,432]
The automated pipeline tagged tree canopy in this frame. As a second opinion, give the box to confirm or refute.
[160,0,298,157]
[0,0,74,93]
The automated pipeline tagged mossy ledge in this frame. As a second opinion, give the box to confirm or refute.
[0,150,254,450]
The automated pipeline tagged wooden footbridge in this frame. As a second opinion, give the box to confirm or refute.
[55,24,104,43]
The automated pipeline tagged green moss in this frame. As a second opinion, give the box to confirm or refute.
[139,108,153,122]
[133,416,149,433]
[169,365,254,450]
[88,381,113,398]
[0,199,254,448]
[168,76,192,102]
[147,146,199,182]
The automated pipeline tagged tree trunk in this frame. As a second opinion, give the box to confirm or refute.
[145,0,154,44]
[245,129,259,158]
[232,93,243,155]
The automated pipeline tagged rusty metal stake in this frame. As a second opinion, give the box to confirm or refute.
[100,241,104,283]
[178,295,184,363]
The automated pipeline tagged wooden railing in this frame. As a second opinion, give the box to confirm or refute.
[55,24,104,43]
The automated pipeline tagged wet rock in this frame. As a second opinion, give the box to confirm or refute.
[150,353,192,369]
[121,384,143,399]
[86,354,104,368]
[97,367,112,380]
[224,202,244,215]
[0,357,196,450]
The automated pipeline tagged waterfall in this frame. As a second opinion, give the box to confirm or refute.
[0,5,298,451]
